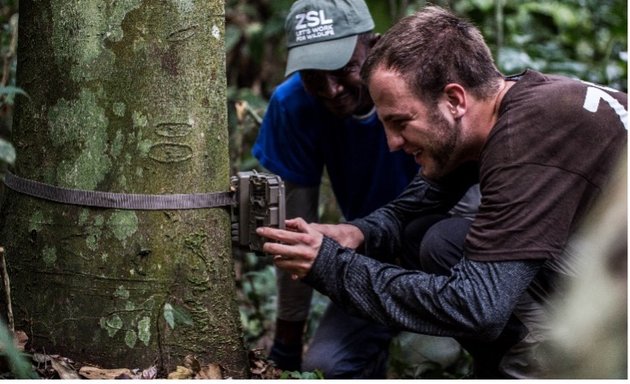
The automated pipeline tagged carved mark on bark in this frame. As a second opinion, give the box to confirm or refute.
[148,143,193,163]
[155,122,192,138]
[167,25,198,43]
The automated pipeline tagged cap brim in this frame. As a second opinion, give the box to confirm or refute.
[284,35,358,77]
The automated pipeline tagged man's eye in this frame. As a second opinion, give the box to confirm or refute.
[343,64,358,73]
[301,72,315,82]
[394,119,409,130]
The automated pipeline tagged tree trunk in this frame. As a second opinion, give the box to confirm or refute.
[0,0,248,377]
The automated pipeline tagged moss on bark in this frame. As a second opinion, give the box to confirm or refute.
[0,0,248,377]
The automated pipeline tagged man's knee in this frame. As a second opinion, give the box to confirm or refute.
[300,303,393,378]
[419,218,471,275]
[402,214,448,269]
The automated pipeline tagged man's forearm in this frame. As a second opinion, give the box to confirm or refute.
[304,236,543,340]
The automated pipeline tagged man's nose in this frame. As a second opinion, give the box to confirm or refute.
[385,128,404,151]
[320,76,343,99]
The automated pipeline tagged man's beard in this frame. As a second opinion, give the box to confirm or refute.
[422,108,460,181]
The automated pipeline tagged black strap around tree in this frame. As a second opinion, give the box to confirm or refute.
[3,171,235,210]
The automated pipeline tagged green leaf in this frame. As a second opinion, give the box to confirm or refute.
[0,86,29,99]
[163,302,194,330]
[163,303,175,329]
[0,137,16,164]
[279,370,324,379]
[225,24,242,52]
[0,320,39,379]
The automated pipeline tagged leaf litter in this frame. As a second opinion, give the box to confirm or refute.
[1,328,286,379]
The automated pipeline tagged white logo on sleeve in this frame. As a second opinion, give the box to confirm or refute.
[294,10,335,42]
[581,80,628,130]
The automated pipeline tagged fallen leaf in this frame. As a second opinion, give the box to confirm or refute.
[31,353,51,364]
[79,366,134,380]
[235,100,248,122]
[78,365,160,380]
[183,354,200,373]
[50,356,80,380]
[167,365,194,379]
[12,330,27,351]
[197,363,223,379]
[140,365,158,379]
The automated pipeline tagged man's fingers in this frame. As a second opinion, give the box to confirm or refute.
[285,217,309,232]
[256,226,312,245]
[272,255,310,279]
[256,219,323,280]
[263,240,311,258]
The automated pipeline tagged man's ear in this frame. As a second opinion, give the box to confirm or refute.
[369,33,381,48]
[443,83,466,118]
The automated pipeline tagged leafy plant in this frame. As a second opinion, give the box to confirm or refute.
[0,6,19,168]
[163,303,194,330]
[238,255,278,343]
[0,86,24,166]
[0,320,38,379]
[0,137,14,165]
[452,0,627,91]
[280,369,324,379]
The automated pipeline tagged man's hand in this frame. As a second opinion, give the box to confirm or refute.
[309,223,364,249]
[257,218,323,279]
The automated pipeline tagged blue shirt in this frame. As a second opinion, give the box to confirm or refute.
[252,73,419,220]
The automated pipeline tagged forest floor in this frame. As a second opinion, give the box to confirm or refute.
[1,329,288,379]
[0,250,471,379]
[0,250,295,379]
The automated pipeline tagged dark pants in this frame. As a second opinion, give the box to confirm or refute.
[302,215,472,378]
[409,217,532,378]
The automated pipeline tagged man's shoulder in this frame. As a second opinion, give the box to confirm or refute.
[508,70,626,121]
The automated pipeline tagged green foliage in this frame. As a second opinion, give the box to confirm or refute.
[452,0,627,91]
[236,252,330,346]
[0,86,25,165]
[225,0,294,97]
[227,87,267,173]
[0,137,14,165]
[238,255,278,343]
[387,333,472,378]
[0,85,28,105]
[162,303,194,330]
[0,5,19,167]
[280,369,324,379]
[0,320,38,379]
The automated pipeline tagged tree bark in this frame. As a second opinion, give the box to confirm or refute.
[0,0,248,377]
